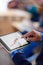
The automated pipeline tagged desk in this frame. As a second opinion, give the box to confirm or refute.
[0,21,18,36]
[11,21,43,32]
[11,21,25,32]
[0,9,31,35]
[0,9,31,19]
[11,21,33,32]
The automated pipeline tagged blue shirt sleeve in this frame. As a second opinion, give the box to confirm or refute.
[10,49,23,59]
[41,33,43,41]
[10,50,31,65]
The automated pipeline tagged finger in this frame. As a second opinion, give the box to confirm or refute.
[22,32,32,38]
[27,38,36,42]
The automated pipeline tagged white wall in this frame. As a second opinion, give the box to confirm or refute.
[0,0,11,12]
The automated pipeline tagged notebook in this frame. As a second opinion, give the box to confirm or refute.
[0,32,28,51]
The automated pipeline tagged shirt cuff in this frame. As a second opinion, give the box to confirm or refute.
[10,49,23,59]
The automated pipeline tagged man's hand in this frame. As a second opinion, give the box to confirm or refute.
[22,30,41,42]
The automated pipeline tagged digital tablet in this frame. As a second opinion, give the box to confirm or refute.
[0,32,30,51]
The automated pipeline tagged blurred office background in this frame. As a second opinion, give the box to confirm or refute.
[0,0,43,65]
[0,0,43,36]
